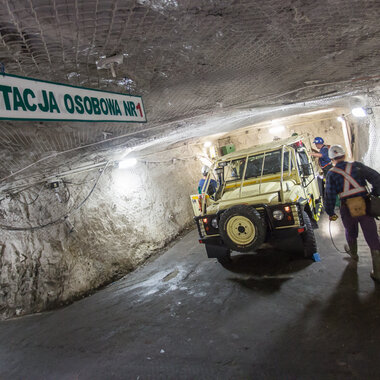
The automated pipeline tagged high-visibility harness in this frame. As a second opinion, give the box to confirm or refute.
[330,162,367,199]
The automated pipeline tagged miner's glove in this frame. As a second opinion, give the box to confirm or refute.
[329,214,338,221]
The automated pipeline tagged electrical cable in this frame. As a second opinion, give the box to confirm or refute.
[2,72,380,189]
[63,183,70,204]
[0,162,109,231]
[13,183,45,206]
[329,220,345,253]
[141,155,197,164]
[0,115,192,184]
[63,178,95,186]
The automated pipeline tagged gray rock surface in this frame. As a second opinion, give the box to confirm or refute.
[0,148,200,319]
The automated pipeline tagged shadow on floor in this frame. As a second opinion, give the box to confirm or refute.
[229,276,291,293]
[219,245,314,293]
[255,261,380,378]
[220,246,313,277]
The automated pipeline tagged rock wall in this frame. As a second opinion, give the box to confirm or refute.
[361,98,380,172]
[350,89,380,171]
[1,108,377,320]
[216,114,346,157]
[352,116,370,164]
[0,145,201,319]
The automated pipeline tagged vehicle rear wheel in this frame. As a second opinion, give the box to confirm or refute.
[301,211,318,259]
[219,205,266,252]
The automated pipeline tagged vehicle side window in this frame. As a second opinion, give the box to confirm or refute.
[283,151,292,171]
[225,158,246,182]
[245,154,264,179]
[297,151,312,176]
[245,150,291,179]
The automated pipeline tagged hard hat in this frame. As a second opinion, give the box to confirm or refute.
[328,145,346,159]
[313,137,324,144]
[201,165,210,176]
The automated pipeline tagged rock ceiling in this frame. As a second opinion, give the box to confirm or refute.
[0,0,380,190]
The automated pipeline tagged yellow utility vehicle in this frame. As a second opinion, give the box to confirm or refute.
[190,135,323,264]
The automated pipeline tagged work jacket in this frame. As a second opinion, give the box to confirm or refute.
[318,145,332,169]
[198,177,218,195]
[325,161,380,216]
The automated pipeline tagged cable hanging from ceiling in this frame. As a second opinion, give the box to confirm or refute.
[0,162,109,231]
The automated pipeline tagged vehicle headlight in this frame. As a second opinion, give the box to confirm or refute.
[272,210,284,220]
[211,218,218,229]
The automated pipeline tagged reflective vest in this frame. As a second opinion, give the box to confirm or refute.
[330,162,367,199]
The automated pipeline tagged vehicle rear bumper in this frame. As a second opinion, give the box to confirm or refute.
[198,226,305,245]
[271,225,306,238]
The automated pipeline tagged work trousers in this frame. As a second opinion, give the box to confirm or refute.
[340,204,380,250]
[319,164,332,200]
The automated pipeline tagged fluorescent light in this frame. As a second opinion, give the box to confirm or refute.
[199,156,212,167]
[351,107,366,117]
[337,116,352,159]
[269,125,285,134]
[204,141,212,148]
[209,145,217,159]
[299,108,335,116]
[118,158,137,168]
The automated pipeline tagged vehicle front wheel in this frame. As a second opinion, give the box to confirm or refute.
[301,211,318,259]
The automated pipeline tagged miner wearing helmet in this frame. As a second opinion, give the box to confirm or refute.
[198,165,218,196]
[325,144,380,282]
[310,136,333,176]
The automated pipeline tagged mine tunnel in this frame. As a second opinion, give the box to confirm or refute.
[1,1,380,379]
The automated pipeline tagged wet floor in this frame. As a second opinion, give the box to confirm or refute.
[0,214,379,379]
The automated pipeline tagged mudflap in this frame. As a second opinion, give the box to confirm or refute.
[205,244,231,259]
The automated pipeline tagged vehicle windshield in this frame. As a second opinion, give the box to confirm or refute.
[224,149,292,182]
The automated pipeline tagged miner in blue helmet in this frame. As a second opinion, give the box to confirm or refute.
[310,136,333,200]
[198,165,218,196]
[310,137,332,177]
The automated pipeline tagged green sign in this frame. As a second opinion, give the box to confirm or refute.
[0,73,146,123]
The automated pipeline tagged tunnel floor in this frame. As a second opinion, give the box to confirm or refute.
[1,214,380,379]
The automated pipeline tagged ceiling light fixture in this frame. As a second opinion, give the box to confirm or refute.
[96,54,124,78]
[351,107,366,117]
[118,158,137,169]
[204,141,212,148]
[199,156,212,167]
[269,125,285,135]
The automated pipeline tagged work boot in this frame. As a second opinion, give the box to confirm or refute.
[370,249,380,282]
[344,241,358,261]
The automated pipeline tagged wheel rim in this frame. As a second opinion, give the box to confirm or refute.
[226,215,256,246]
